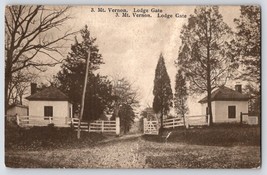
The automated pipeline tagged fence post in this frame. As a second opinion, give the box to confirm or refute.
[101,121,104,133]
[207,114,210,126]
[16,114,20,125]
[116,117,120,135]
[143,118,147,134]
[240,112,243,124]
[185,116,189,129]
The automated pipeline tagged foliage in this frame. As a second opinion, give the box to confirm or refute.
[118,104,135,134]
[5,6,74,111]
[174,69,188,119]
[234,6,260,84]
[110,77,139,134]
[112,77,139,108]
[56,25,113,121]
[177,6,237,124]
[152,54,173,129]
[243,84,261,117]
[140,107,157,120]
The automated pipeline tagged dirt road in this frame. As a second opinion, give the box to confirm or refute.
[5,134,260,168]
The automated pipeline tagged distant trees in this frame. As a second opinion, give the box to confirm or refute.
[234,6,260,84]
[56,25,113,122]
[111,77,139,108]
[153,54,173,132]
[5,5,74,112]
[111,77,139,134]
[174,70,188,125]
[234,6,261,118]
[177,6,238,125]
[117,104,135,134]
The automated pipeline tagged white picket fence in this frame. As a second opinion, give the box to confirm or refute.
[241,113,258,125]
[72,118,120,135]
[16,115,120,134]
[163,117,184,128]
[16,115,71,127]
[246,116,258,125]
[185,115,210,128]
[143,114,209,135]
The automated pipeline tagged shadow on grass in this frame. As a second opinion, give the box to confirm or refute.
[5,122,107,151]
[145,154,260,168]
[142,124,260,147]
[5,120,142,152]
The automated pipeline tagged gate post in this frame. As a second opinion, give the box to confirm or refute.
[240,112,243,124]
[101,121,104,133]
[116,117,120,135]
[143,118,147,134]
[16,114,20,125]
[185,116,189,129]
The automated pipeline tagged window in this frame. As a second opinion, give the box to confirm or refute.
[228,106,236,118]
[44,106,53,119]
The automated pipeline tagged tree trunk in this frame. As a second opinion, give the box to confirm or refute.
[206,26,213,125]
[5,68,12,114]
[159,111,164,135]
[182,115,186,127]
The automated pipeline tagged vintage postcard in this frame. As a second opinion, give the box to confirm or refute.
[5,5,261,168]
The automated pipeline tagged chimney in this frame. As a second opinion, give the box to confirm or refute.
[31,83,37,95]
[235,84,242,93]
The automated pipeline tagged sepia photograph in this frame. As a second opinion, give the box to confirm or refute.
[4,5,261,168]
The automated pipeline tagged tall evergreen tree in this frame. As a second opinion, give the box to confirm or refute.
[174,69,188,125]
[56,25,113,121]
[177,6,237,125]
[153,54,173,132]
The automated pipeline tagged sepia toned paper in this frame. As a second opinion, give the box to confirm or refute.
[5,5,261,169]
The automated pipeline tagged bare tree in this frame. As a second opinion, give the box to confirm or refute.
[112,77,140,108]
[8,70,38,105]
[177,6,238,125]
[5,5,75,112]
[111,76,139,134]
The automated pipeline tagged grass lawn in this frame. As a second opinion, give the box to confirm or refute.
[5,122,261,168]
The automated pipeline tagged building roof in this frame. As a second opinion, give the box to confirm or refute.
[198,86,250,103]
[26,87,69,101]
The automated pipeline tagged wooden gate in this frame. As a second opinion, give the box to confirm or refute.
[143,118,159,135]
[72,118,120,135]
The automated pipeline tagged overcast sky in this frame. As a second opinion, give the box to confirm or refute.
[40,6,241,114]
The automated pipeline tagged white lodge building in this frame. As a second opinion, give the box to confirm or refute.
[199,85,250,123]
[26,84,73,125]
